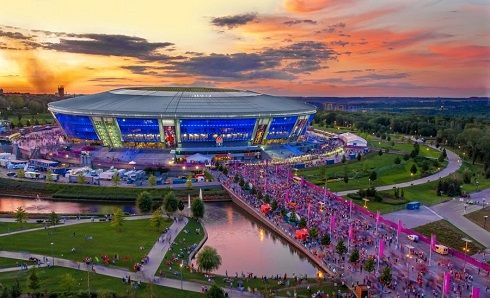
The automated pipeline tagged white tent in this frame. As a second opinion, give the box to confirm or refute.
[186,153,211,163]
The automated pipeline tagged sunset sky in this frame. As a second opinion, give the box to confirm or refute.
[0,0,489,97]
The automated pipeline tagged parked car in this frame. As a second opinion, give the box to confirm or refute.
[408,235,419,242]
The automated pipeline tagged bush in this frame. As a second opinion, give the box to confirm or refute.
[394,156,401,164]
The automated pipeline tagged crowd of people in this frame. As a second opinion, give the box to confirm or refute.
[217,161,490,297]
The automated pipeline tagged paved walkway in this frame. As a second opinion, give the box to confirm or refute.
[336,147,462,196]
[383,205,443,229]
[141,217,188,277]
[432,194,490,249]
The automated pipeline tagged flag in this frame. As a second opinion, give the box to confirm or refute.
[430,234,436,250]
[378,239,384,258]
[285,190,289,203]
[443,272,451,294]
[376,211,380,223]
[397,219,403,235]
[348,224,354,240]
[472,287,480,298]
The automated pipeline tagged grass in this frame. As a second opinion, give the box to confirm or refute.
[299,152,442,192]
[414,220,484,253]
[0,222,42,234]
[0,219,171,270]
[0,177,228,201]
[464,208,490,233]
[0,266,202,297]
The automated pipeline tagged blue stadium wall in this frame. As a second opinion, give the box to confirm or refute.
[53,112,315,149]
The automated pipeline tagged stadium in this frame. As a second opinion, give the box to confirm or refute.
[47,87,316,158]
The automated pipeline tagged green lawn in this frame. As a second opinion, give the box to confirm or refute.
[0,222,42,234]
[0,257,35,269]
[0,219,171,270]
[0,266,201,297]
[299,153,442,192]
[414,220,484,253]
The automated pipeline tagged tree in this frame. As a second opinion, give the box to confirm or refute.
[197,246,222,273]
[369,171,377,182]
[349,248,360,263]
[403,154,410,161]
[77,173,86,184]
[364,257,375,274]
[394,156,401,164]
[163,192,178,216]
[298,217,307,228]
[321,234,331,246]
[341,155,347,164]
[178,200,185,212]
[14,206,27,224]
[186,175,193,188]
[27,269,40,292]
[45,169,53,182]
[11,280,21,298]
[379,266,392,286]
[111,208,124,231]
[136,191,153,213]
[205,285,226,298]
[191,198,205,219]
[378,149,383,156]
[150,209,164,231]
[48,211,60,226]
[335,240,347,257]
[16,168,25,178]
[112,173,121,186]
[410,164,418,175]
[357,153,362,161]
[60,273,77,295]
[148,174,156,186]
[309,227,318,239]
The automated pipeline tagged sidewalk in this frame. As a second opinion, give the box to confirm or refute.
[141,216,188,277]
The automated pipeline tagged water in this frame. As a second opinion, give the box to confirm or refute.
[201,202,318,276]
[0,197,318,276]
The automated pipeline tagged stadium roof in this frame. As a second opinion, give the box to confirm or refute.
[48,87,316,118]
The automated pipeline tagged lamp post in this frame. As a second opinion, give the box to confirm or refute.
[484,216,488,229]
[363,198,369,209]
[461,238,472,273]
[179,261,184,290]
[50,242,54,266]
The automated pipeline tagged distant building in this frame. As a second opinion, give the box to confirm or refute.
[57,85,65,98]
[0,88,3,96]
[338,132,367,148]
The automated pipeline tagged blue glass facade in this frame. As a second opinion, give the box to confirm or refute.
[266,116,298,139]
[55,113,99,140]
[116,118,160,142]
[180,118,256,143]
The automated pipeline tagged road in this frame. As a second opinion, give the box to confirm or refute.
[336,148,462,196]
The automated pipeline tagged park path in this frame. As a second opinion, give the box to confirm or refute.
[0,215,152,237]
[336,147,462,196]
[141,216,188,277]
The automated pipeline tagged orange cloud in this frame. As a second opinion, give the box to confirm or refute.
[284,0,353,13]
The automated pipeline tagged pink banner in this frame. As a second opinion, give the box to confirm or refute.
[378,239,384,258]
[397,219,403,235]
[376,211,380,223]
[430,234,436,249]
[472,287,479,298]
[443,272,451,294]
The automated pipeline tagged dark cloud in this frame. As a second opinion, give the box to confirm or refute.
[211,13,257,29]
[334,69,365,74]
[283,19,317,26]
[354,72,409,80]
[0,30,32,40]
[43,34,175,61]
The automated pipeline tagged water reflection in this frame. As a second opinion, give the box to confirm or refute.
[0,197,136,215]
[201,202,318,276]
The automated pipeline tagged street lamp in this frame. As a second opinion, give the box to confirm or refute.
[179,261,184,290]
[461,238,472,272]
[484,216,488,229]
[362,198,369,209]
[50,242,54,266]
